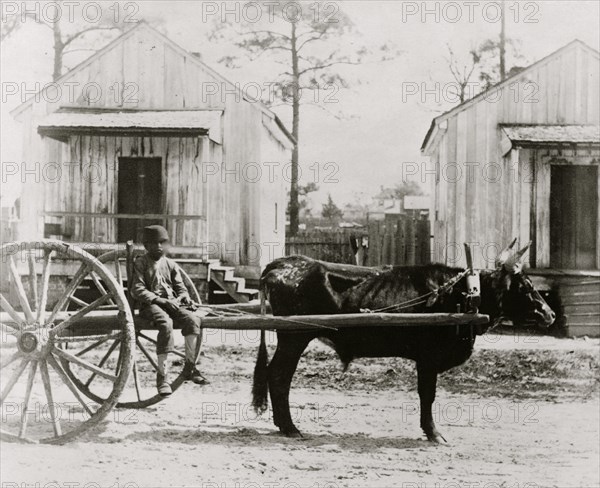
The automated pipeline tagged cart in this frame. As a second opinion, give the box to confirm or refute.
[0,240,489,444]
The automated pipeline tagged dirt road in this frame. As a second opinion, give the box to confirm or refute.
[2,335,599,488]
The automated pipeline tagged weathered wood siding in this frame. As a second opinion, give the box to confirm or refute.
[42,135,210,246]
[258,114,288,267]
[428,42,600,269]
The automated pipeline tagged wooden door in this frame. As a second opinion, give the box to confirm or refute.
[117,157,162,242]
[550,165,598,269]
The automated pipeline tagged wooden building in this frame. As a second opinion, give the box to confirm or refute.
[10,22,294,287]
[422,40,600,335]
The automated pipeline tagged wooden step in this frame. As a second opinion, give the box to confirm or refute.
[208,264,259,303]
[568,324,600,337]
[562,303,600,314]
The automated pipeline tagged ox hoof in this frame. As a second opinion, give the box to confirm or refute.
[426,432,448,444]
[282,429,303,438]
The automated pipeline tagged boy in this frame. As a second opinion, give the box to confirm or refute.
[130,225,208,396]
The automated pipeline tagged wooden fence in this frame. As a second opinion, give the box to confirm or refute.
[366,216,431,266]
[285,216,431,266]
[285,230,360,264]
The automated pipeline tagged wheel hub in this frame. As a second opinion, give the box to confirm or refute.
[19,331,38,353]
[17,329,50,356]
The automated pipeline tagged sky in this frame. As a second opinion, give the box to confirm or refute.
[1,0,599,211]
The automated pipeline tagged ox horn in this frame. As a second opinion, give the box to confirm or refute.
[502,240,532,272]
[495,238,518,267]
[513,241,532,263]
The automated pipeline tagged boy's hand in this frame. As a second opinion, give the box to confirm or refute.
[179,295,191,306]
[154,298,180,312]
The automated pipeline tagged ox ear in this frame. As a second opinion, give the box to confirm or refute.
[495,238,518,267]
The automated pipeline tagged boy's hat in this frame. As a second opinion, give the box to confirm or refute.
[143,225,169,243]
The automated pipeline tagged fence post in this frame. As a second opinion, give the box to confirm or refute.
[367,221,381,266]
[417,219,431,264]
[406,218,416,266]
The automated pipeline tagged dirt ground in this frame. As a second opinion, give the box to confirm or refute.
[1,333,599,488]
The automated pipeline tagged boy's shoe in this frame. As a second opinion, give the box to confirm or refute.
[183,362,210,385]
[156,374,172,396]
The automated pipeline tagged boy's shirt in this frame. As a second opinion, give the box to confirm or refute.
[130,254,190,306]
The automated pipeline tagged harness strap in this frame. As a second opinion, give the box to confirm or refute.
[362,269,470,314]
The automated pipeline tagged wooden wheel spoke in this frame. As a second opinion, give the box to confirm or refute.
[132,360,142,402]
[39,359,62,437]
[76,334,119,357]
[135,338,160,372]
[0,351,23,370]
[0,292,25,328]
[54,347,117,382]
[137,332,157,344]
[27,253,39,313]
[136,333,185,360]
[68,295,89,308]
[83,339,120,387]
[114,254,124,288]
[170,349,186,360]
[51,293,115,336]
[46,264,89,325]
[0,358,30,405]
[36,250,53,323]
[47,354,93,417]
[8,257,35,323]
[90,272,116,306]
[19,360,38,438]
[136,332,185,360]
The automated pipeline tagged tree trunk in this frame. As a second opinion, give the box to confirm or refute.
[499,0,506,81]
[289,21,300,236]
[52,19,63,81]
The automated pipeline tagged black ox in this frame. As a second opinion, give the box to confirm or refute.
[252,240,555,443]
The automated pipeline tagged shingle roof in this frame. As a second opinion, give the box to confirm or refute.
[501,124,600,144]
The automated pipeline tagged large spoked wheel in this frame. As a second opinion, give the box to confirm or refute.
[60,247,201,409]
[0,241,134,444]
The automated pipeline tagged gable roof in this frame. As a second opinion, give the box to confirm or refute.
[10,22,295,144]
[421,39,600,153]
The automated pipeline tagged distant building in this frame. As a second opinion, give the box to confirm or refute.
[403,195,431,219]
[342,202,368,224]
[368,186,430,221]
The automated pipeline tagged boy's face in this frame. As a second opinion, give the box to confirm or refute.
[144,240,169,261]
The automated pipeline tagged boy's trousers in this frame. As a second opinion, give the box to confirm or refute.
[139,304,201,355]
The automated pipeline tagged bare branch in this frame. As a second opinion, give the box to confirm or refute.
[63,26,122,48]
[298,59,362,76]
[239,29,291,41]
[297,31,327,52]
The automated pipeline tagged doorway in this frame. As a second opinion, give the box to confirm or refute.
[117,157,163,242]
[550,165,598,269]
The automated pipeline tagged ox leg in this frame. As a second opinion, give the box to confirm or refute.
[268,334,312,437]
[417,362,447,443]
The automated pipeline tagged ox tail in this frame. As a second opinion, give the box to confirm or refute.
[252,290,269,414]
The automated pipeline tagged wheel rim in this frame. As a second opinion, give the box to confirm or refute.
[0,240,134,444]
[59,248,202,409]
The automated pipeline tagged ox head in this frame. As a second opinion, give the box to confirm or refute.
[493,239,556,328]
